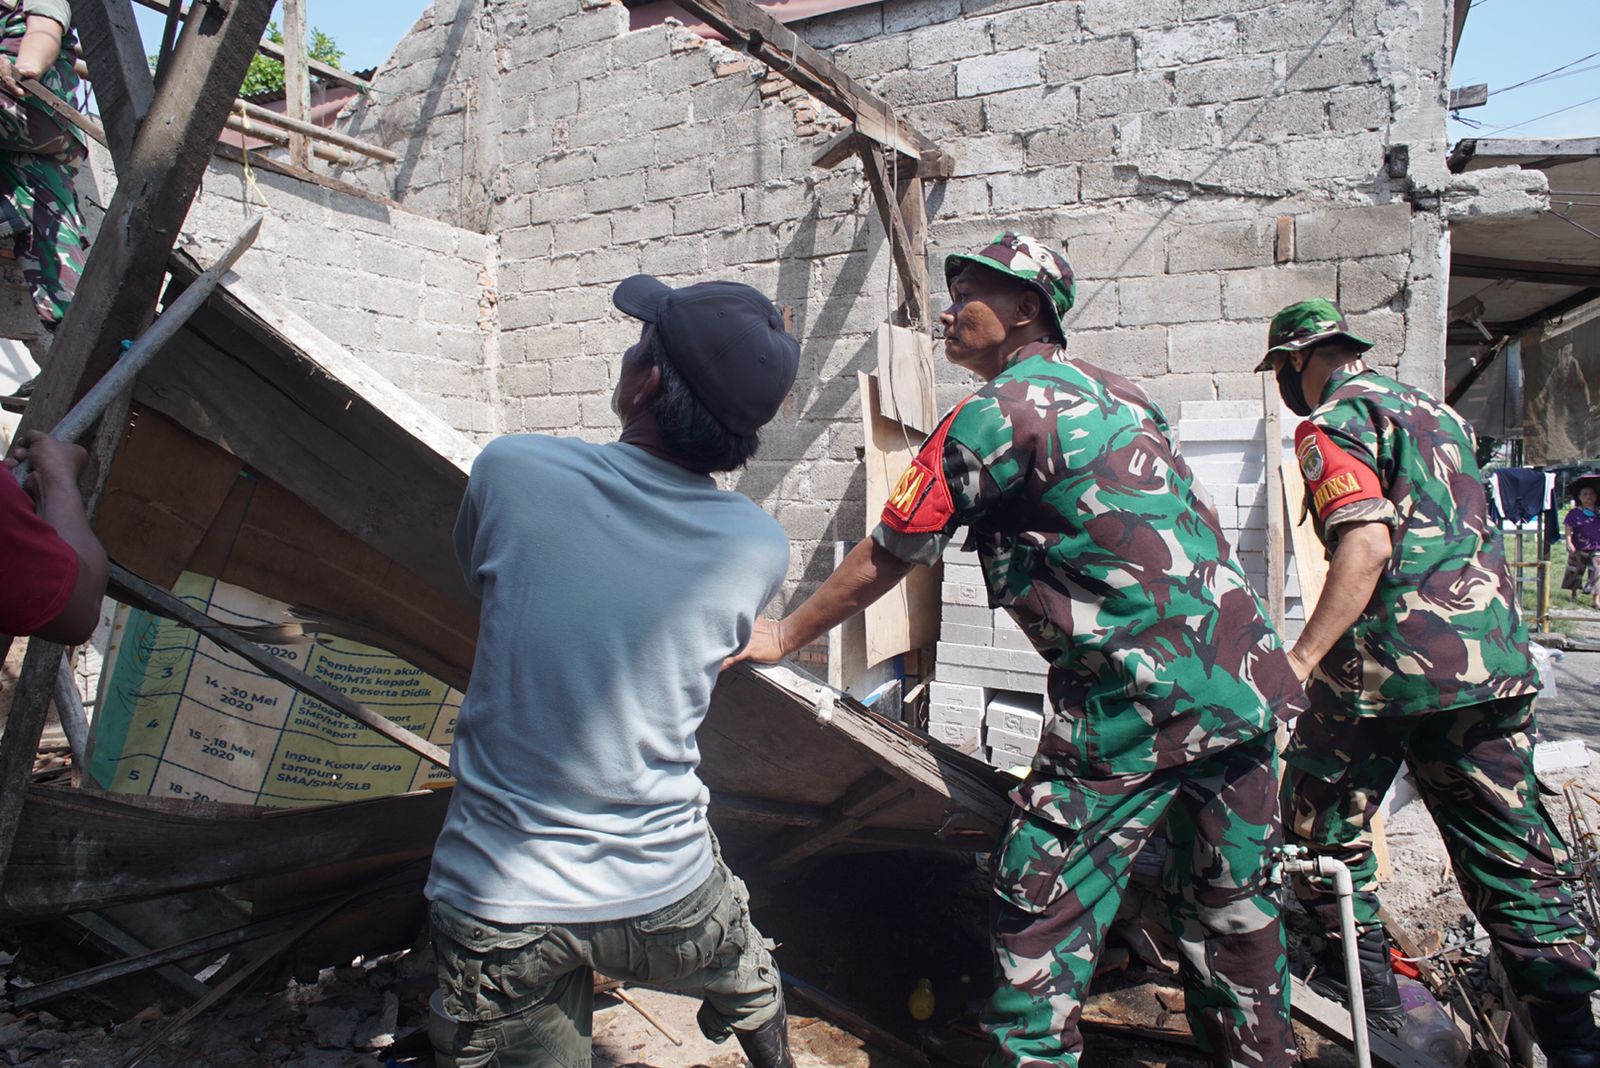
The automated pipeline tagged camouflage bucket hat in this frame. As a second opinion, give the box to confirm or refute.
[1253,297,1373,371]
[944,232,1076,340]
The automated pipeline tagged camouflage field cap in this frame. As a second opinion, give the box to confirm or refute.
[1253,297,1373,370]
[944,232,1076,340]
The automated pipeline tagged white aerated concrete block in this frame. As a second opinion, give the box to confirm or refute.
[929,701,983,729]
[986,692,1046,736]
[928,722,981,749]
[942,581,989,607]
[992,628,1036,653]
[930,681,985,712]
[938,642,1046,675]
[937,662,1050,692]
[942,622,994,646]
[994,609,1021,631]
[942,604,994,628]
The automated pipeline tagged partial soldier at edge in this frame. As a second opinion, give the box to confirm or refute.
[1262,297,1600,1067]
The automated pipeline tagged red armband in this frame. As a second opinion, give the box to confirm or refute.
[881,398,972,535]
[1294,422,1383,523]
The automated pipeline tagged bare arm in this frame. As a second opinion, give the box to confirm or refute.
[10,432,108,645]
[1287,520,1391,681]
[0,15,64,96]
[726,538,915,666]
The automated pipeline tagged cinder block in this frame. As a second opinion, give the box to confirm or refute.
[956,51,1043,97]
[942,604,994,628]
[992,628,1036,653]
[928,721,981,749]
[929,701,983,729]
[1167,219,1276,274]
[930,681,985,712]
[1066,325,1167,377]
[989,167,1079,211]
[1118,274,1220,326]
[1138,21,1235,68]
[1042,35,1136,83]
[942,622,994,646]
[942,581,989,607]
[1221,265,1340,321]
[936,661,1049,693]
[986,692,1045,736]
[1293,203,1411,261]
[1168,320,1270,376]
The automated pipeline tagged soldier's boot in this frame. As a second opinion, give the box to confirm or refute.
[734,1001,795,1068]
[1529,996,1600,1068]
[1308,929,1407,1032]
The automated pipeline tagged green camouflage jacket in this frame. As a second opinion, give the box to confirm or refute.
[875,341,1304,823]
[1293,363,1540,716]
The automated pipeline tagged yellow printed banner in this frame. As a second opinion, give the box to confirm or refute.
[91,572,458,807]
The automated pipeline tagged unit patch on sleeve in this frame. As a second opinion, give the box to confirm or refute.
[1294,421,1383,523]
[881,398,972,535]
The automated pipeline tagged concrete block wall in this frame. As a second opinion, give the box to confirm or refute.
[78,144,499,437]
[320,0,1453,617]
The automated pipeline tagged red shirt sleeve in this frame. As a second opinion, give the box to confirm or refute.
[0,474,79,637]
[1294,421,1384,525]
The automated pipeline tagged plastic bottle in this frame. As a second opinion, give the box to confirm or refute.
[1394,976,1469,1066]
[908,978,935,1021]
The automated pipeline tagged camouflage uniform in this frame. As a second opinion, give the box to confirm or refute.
[877,236,1304,1068]
[0,0,87,327]
[1268,299,1599,1008]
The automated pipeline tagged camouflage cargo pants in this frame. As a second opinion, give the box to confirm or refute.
[985,733,1293,1068]
[1284,692,1600,1005]
[429,852,782,1068]
[0,77,88,326]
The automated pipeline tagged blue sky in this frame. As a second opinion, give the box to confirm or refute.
[132,2,430,76]
[1449,0,1600,141]
[123,0,1597,145]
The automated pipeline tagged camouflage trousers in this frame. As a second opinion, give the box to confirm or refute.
[429,852,782,1067]
[0,91,87,327]
[985,733,1294,1068]
[1284,693,1600,1005]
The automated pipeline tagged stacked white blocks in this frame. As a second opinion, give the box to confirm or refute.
[929,544,1049,767]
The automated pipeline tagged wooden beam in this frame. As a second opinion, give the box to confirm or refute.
[810,126,859,171]
[131,0,374,93]
[73,0,155,171]
[1262,376,1285,630]
[55,912,212,1004]
[281,0,311,168]
[1290,976,1438,1068]
[896,171,931,324]
[763,772,914,870]
[1448,83,1488,110]
[0,0,280,891]
[1451,254,1600,289]
[233,97,397,162]
[107,562,451,769]
[671,0,950,174]
[224,112,358,167]
[855,140,929,325]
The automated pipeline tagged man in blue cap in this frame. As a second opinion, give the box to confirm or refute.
[427,275,801,1068]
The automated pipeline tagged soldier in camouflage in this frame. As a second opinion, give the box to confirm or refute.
[0,0,89,329]
[1263,298,1600,1065]
[732,233,1305,1068]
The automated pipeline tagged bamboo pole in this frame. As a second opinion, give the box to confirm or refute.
[232,98,396,162]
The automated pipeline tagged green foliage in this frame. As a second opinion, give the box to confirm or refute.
[240,22,345,96]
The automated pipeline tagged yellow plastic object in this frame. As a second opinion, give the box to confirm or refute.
[908,978,935,1021]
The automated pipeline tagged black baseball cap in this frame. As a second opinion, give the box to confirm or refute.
[612,275,800,436]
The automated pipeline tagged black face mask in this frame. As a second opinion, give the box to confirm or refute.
[1276,360,1314,416]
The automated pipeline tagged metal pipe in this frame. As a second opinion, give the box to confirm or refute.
[1280,850,1373,1068]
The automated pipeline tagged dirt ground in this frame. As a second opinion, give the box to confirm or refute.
[5,654,1600,1067]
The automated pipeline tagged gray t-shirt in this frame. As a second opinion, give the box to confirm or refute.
[426,435,789,923]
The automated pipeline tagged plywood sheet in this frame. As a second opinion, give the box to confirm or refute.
[1283,457,1329,613]
[858,372,940,669]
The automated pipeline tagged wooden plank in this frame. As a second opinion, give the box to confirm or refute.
[74,0,155,171]
[233,98,397,162]
[671,0,949,173]
[53,912,213,1004]
[1452,254,1600,288]
[810,126,858,170]
[1284,458,1329,612]
[0,787,449,919]
[281,0,311,168]
[212,142,401,207]
[855,140,929,322]
[858,373,939,669]
[224,113,358,166]
[22,77,107,147]
[1262,377,1285,630]
[1448,83,1488,109]
[1290,975,1437,1068]
[764,772,914,870]
[107,563,452,769]
[131,0,374,93]
[896,171,931,324]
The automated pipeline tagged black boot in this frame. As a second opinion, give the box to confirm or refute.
[1529,997,1600,1068]
[734,1000,795,1068]
[1308,928,1407,1032]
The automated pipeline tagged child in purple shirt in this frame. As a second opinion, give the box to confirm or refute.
[1563,475,1600,607]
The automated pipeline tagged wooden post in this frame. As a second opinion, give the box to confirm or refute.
[73,0,156,172]
[0,0,277,889]
[281,0,312,169]
[1262,374,1286,630]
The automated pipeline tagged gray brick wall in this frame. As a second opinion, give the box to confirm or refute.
[320,0,1453,614]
